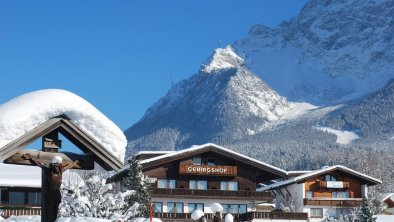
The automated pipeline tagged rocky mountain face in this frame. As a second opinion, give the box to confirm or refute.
[125,0,394,191]
[125,46,293,156]
[234,0,394,105]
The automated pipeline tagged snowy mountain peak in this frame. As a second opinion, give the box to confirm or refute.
[201,46,244,74]
[236,0,394,105]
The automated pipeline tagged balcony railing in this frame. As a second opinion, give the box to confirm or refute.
[304,198,363,207]
[151,188,273,200]
[154,212,308,221]
[0,205,41,218]
[240,212,308,221]
[319,181,350,189]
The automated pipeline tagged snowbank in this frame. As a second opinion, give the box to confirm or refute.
[56,218,110,222]
[315,126,359,144]
[0,89,126,162]
[4,215,40,222]
[130,218,162,222]
[374,215,394,222]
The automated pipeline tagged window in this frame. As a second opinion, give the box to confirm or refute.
[9,191,24,205]
[221,204,247,214]
[189,180,207,190]
[239,205,247,214]
[152,202,163,213]
[325,175,336,181]
[336,208,351,218]
[27,192,41,205]
[193,157,201,165]
[168,202,183,213]
[188,203,204,213]
[332,192,349,198]
[157,179,176,189]
[310,208,323,218]
[306,191,313,198]
[207,159,215,166]
[220,181,238,191]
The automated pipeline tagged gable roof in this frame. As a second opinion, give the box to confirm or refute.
[109,143,287,182]
[0,89,126,162]
[380,193,394,202]
[0,117,123,171]
[258,165,382,191]
[139,143,287,177]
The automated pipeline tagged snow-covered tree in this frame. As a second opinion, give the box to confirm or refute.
[124,156,151,217]
[58,171,139,221]
[354,197,376,222]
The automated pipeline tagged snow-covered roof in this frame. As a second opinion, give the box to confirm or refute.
[139,143,287,175]
[136,151,175,155]
[0,163,41,188]
[258,165,382,191]
[0,89,126,163]
[287,170,312,177]
[380,193,394,202]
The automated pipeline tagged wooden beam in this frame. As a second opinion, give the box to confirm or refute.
[0,117,123,171]
[4,150,94,170]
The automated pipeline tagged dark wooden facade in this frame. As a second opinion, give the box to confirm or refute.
[142,149,284,201]
[305,173,363,199]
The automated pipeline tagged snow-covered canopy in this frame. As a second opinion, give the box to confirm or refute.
[0,89,126,162]
[0,163,41,188]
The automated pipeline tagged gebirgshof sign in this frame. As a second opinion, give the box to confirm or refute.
[179,164,237,176]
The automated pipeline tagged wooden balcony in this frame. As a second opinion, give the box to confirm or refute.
[154,212,308,222]
[151,188,273,201]
[304,198,363,207]
[319,181,350,189]
[0,205,41,218]
[241,212,308,221]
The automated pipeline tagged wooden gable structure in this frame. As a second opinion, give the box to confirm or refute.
[0,116,123,171]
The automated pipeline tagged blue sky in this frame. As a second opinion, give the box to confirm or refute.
[0,0,307,131]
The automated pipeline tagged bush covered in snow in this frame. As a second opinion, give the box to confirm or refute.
[58,171,139,221]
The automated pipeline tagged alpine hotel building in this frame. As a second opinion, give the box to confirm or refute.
[111,143,382,222]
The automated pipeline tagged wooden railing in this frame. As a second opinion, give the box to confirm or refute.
[151,188,273,200]
[0,205,41,218]
[154,212,308,221]
[304,198,362,207]
[154,213,214,220]
[240,212,308,220]
[319,181,350,188]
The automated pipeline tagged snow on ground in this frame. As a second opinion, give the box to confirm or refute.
[374,215,394,222]
[0,163,41,187]
[315,126,360,144]
[281,102,318,119]
[56,218,110,222]
[3,215,41,222]
[130,218,162,222]
[0,89,126,162]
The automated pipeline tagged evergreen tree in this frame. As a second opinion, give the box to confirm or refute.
[355,197,376,222]
[125,155,151,217]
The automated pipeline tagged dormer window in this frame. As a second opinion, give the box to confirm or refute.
[207,159,215,166]
[325,175,337,181]
[193,157,202,165]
